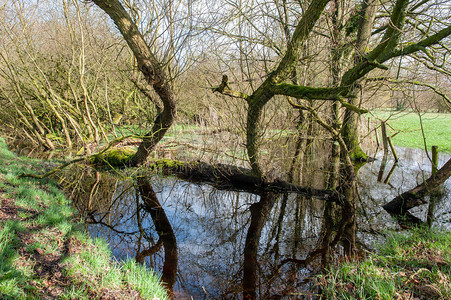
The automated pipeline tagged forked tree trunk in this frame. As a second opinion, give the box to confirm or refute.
[245,0,330,177]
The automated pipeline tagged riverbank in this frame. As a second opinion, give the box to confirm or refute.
[0,138,168,299]
[317,227,451,299]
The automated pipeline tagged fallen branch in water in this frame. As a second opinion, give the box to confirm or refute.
[19,144,343,201]
[145,159,343,201]
[383,158,451,215]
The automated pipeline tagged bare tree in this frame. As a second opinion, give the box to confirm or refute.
[90,0,177,166]
[212,0,451,177]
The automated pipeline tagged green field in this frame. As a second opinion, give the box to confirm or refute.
[371,111,451,153]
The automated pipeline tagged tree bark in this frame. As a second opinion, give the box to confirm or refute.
[91,0,176,166]
[341,0,378,161]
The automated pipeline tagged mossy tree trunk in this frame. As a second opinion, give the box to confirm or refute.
[340,0,378,162]
[91,0,176,166]
[245,0,331,177]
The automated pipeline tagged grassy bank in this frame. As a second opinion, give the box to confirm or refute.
[0,138,168,299]
[371,111,451,153]
[318,227,451,299]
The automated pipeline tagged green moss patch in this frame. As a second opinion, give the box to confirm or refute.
[91,147,136,166]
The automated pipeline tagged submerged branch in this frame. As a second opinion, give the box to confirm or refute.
[19,146,342,201]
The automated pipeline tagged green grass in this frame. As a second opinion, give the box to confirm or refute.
[371,111,451,153]
[0,137,168,299]
[318,227,451,299]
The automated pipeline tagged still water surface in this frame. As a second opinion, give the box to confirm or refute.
[61,147,450,299]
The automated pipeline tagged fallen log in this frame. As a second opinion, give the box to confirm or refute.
[383,158,451,215]
[145,159,342,201]
[19,145,342,201]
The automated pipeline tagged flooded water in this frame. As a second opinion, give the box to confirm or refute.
[58,147,451,299]
[358,147,451,230]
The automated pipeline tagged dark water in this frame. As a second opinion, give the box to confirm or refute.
[59,147,451,299]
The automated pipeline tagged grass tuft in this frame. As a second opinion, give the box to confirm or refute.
[122,259,170,299]
[318,227,451,299]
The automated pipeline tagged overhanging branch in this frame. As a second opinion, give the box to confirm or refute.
[393,25,451,58]
[341,23,451,87]
[368,77,451,107]
[270,83,348,100]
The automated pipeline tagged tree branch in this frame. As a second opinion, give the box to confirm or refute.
[286,98,355,178]
[383,158,451,215]
[269,83,347,100]
[212,75,249,100]
[392,24,451,58]
[368,77,451,107]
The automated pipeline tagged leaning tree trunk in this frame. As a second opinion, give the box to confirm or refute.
[91,0,176,166]
[383,158,451,215]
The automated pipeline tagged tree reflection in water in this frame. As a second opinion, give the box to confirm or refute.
[58,147,450,299]
[63,172,356,298]
[137,176,178,295]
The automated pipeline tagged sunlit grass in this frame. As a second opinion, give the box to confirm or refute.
[0,221,27,299]
[0,137,168,299]
[371,111,451,153]
[63,237,124,289]
[122,259,169,299]
[318,227,451,299]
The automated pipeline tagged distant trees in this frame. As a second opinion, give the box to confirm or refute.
[0,0,137,152]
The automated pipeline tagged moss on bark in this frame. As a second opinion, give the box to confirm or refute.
[91,147,136,166]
